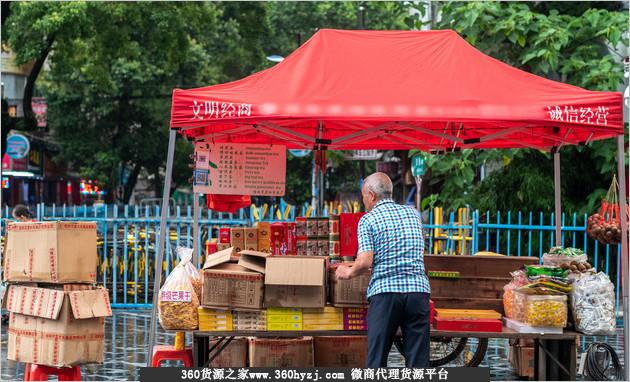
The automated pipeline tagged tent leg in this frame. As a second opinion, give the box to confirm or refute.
[192,193,200,268]
[616,135,629,381]
[147,129,177,365]
[553,150,562,247]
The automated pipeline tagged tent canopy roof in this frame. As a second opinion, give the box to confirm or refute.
[170,29,623,151]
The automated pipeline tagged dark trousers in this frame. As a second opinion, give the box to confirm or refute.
[366,292,430,368]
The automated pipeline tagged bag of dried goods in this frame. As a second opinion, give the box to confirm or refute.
[571,272,616,335]
[158,251,199,330]
[176,246,202,299]
[542,247,588,267]
[503,270,528,319]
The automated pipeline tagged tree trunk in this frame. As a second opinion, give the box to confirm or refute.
[152,167,162,198]
[22,36,55,131]
[1,2,11,28]
[105,165,118,204]
[123,162,142,204]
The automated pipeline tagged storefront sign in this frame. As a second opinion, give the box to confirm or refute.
[6,134,30,160]
[347,150,382,160]
[411,154,426,177]
[32,97,47,128]
[193,143,286,196]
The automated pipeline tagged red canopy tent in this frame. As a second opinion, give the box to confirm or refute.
[171,29,623,150]
[153,29,628,375]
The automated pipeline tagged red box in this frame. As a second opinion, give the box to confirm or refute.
[286,222,297,256]
[343,307,368,330]
[270,223,287,256]
[433,318,503,332]
[340,213,365,257]
[207,241,218,255]
[219,227,231,244]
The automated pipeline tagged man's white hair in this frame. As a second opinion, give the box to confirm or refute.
[363,172,393,200]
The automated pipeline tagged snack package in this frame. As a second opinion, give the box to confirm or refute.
[503,270,529,319]
[158,253,200,330]
[542,247,588,266]
[525,265,569,279]
[571,272,616,335]
[524,294,567,328]
[177,247,202,299]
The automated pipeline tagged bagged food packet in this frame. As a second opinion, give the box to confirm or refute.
[176,246,202,299]
[503,270,529,319]
[542,246,588,266]
[525,265,568,279]
[158,254,200,330]
[571,272,616,335]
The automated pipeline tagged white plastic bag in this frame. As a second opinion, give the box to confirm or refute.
[176,247,202,300]
[571,272,616,335]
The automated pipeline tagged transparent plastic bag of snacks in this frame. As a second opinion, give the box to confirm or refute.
[158,257,199,330]
[542,253,588,267]
[571,272,616,335]
[524,294,567,328]
[176,246,202,299]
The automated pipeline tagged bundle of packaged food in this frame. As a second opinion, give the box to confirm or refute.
[512,291,568,328]
[521,265,572,294]
[158,247,200,330]
[571,272,616,335]
[176,246,202,299]
[542,247,588,267]
[503,270,529,319]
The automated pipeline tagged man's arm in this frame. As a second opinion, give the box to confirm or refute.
[347,250,373,277]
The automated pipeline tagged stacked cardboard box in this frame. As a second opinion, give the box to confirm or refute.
[329,264,370,307]
[248,337,314,367]
[267,308,303,331]
[3,221,111,367]
[264,257,326,308]
[303,307,344,330]
[314,336,368,367]
[509,339,535,379]
[343,308,368,330]
[233,311,266,331]
[208,338,247,367]
[198,308,233,331]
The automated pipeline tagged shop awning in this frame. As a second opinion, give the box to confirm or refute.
[170,29,623,151]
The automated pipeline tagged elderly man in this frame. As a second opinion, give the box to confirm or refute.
[336,172,431,367]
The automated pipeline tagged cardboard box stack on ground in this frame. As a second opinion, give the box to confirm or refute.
[303,307,344,330]
[248,337,314,367]
[267,308,303,331]
[264,257,326,308]
[201,247,265,310]
[314,336,368,367]
[4,221,110,368]
[208,338,248,367]
[198,308,233,331]
[329,264,370,307]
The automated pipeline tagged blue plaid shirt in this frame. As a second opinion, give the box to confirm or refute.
[358,199,430,298]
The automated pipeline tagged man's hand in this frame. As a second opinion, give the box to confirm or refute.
[335,264,353,280]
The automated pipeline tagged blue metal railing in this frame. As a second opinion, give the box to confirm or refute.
[1,204,622,316]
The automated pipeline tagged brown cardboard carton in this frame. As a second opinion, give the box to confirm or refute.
[216,243,231,252]
[4,221,98,283]
[6,284,111,367]
[329,264,370,307]
[237,250,270,274]
[202,256,264,310]
[244,228,258,251]
[202,247,236,269]
[208,338,247,367]
[264,257,326,308]
[248,337,314,367]
[256,222,270,252]
[314,336,368,367]
[230,227,245,253]
[518,346,535,378]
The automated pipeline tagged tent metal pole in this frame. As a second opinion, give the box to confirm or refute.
[553,149,562,247]
[192,193,200,268]
[147,128,177,366]
[616,135,629,381]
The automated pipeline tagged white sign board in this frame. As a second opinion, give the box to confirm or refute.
[193,143,286,196]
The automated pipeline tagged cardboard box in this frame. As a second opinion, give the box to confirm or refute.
[303,323,343,330]
[244,228,258,251]
[256,222,270,252]
[198,307,233,330]
[267,314,302,323]
[314,336,367,367]
[4,221,98,283]
[329,264,370,307]
[343,308,368,331]
[267,307,302,315]
[511,345,534,379]
[6,284,111,367]
[265,257,326,308]
[237,250,270,274]
[208,338,247,367]
[202,248,264,310]
[340,213,365,257]
[248,337,314,367]
[267,322,303,331]
[230,227,244,252]
[216,243,231,252]
[270,223,287,256]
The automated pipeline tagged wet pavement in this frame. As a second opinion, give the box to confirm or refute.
[0,309,625,381]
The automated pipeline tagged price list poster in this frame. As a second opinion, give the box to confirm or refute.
[193,143,286,196]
